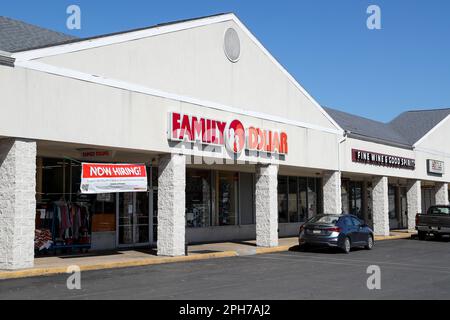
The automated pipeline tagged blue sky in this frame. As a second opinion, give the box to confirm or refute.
[2,0,450,122]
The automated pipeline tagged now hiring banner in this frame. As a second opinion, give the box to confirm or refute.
[80,163,148,194]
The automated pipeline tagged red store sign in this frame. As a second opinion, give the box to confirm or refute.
[168,112,288,155]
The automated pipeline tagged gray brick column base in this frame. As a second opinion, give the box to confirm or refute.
[157,154,186,257]
[323,171,342,214]
[255,164,278,247]
[407,180,421,231]
[0,139,37,270]
[372,176,390,236]
[434,182,449,206]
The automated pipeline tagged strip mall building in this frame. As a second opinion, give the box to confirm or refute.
[0,13,449,270]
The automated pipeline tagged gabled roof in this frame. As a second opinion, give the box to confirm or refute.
[0,16,76,53]
[389,109,450,146]
[325,107,450,148]
[5,13,230,53]
[324,107,411,147]
[9,13,343,134]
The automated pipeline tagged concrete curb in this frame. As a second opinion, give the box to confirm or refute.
[374,233,413,241]
[256,245,291,254]
[0,251,237,280]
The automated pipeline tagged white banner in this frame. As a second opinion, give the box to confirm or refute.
[80,163,148,194]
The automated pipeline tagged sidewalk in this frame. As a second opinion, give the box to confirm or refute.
[0,231,415,280]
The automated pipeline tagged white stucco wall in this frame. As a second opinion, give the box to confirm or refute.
[0,65,340,171]
[35,19,337,131]
[414,117,450,153]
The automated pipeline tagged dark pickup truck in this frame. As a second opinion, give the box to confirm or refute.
[416,206,450,240]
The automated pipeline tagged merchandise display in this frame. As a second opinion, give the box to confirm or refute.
[35,201,92,254]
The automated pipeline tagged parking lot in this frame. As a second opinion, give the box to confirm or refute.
[1,238,449,300]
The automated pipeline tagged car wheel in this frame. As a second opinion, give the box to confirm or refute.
[418,231,427,241]
[365,235,374,250]
[342,237,351,254]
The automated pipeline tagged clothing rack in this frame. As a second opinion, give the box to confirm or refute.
[35,200,92,255]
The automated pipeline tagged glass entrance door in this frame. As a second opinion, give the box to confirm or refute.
[118,192,150,246]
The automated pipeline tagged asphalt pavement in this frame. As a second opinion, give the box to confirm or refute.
[1,238,450,300]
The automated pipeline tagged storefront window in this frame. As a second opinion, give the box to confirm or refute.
[69,162,116,232]
[388,185,397,219]
[342,180,364,218]
[399,187,408,229]
[36,157,117,254]
[135,192,150,244]
[40,158,66,201]
[307,178,318,219]
[366,184,373,221]
[217,171,238,226]
[278,176,288,223]
[299,178,308,222]
[118,193,134,245]
[185,169,241,228]
[288,177,299,222]
[278,176,322,223]
[350,182,363,219]
[186,169,212,228]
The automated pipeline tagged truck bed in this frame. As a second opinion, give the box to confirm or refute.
[416,206,450,236]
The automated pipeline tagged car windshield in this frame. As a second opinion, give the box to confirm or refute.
[308,215,339,225]
[428,207,450,215]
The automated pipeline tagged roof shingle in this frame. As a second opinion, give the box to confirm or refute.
[323,107,411,146]
[389,109,450,145]
[0,16,76,53]
[325,107,450,147]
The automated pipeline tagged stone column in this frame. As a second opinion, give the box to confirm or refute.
[157,154,186,256]
[372,176,390,236]
[407,180,422,231]
[0,139,37,270]
[434,182,449,206]
[255,164,278,247]
[322,171,342,214]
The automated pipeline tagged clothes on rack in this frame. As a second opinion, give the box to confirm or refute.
[35,201,92,251]
[35,208,53,230]
[52,201,91,244]
[34,229,53,251]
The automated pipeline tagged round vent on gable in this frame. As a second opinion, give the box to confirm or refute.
[224,28,241,63]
